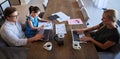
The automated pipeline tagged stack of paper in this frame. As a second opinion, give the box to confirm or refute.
[52,12,70,22]
[38,22,53,29]
[68,18,83,25]
[55,24,67,34]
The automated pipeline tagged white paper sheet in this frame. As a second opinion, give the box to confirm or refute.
[52,12,70,22]
[38,22,53,29]
[55,24,67,34]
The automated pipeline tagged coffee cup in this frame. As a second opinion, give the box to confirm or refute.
[58,34,64,38]
[43,42,52,51]
[57,38,64,46]
[54,34,64,46]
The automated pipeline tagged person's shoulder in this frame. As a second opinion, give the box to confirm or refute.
[2,21,12,28]
[113,28,119,35]
[26,16,33,21]
[99,22,104,26]
[0,22,10,33]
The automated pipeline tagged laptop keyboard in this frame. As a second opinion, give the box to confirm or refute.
[71,30,87,43]
[72,31,80,41]
[43,29,53,41]
[39,29,53,41]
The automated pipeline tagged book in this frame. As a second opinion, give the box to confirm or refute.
[68,18,83,25]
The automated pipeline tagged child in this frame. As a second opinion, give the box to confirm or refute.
[25,6,47,38]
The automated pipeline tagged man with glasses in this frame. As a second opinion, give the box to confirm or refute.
[0,7,44,46]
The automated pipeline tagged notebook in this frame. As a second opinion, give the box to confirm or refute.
[71,29,87,43]
[68,18,83,25]
[39,29,53,41]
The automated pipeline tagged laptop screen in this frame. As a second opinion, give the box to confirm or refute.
[39,29,53,41]
[72,31,80,41]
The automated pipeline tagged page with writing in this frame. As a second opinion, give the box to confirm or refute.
[55,24,67,34]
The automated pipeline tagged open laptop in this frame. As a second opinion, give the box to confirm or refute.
[39,29,53,41]
[71,29,86,43]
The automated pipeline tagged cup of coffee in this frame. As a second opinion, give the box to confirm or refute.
[43,42,52,51]
[58,34,64,38]
[57,38,64,46]
[54,34,64,46]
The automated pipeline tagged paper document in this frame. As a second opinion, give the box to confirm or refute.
[52,12,70,22]
[68,18,83,25]
[55,24,67,34]
[38,22,53,29]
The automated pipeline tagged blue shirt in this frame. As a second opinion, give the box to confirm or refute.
[25,16,39,38]
[0,20,27,46]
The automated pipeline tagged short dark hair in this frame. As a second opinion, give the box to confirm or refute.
[29,6,40,14]
[3,7,17,18]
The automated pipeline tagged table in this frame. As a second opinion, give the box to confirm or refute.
[26,0,99,59]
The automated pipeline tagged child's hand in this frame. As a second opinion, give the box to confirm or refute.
[37,25,44,30]
[40,25,44,28]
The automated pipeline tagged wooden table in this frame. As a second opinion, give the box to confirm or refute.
[26,0,99,59]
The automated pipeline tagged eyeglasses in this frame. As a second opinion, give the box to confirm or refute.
[8,15,19,19]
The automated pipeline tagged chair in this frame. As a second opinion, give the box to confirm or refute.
[77,0,84,9]
[39,12,45,18]
[98,44,120,59]
[0,47,29,59]
[0,35,9,47]
[116,20,120,43]
[80,7,90,22]
[114,52,120,59]
[98,52,115,59]
[43,0,48,10]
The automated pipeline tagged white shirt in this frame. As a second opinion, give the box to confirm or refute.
[0,20,27,46]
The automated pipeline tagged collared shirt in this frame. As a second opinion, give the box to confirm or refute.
[0,20,27,46]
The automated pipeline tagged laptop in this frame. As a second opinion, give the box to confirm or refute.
[71,29,86,43]
[39,29,53,41]
[48,15,59,20]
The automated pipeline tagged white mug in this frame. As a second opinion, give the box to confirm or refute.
[58,34,64,38]
[43,42,52,51]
